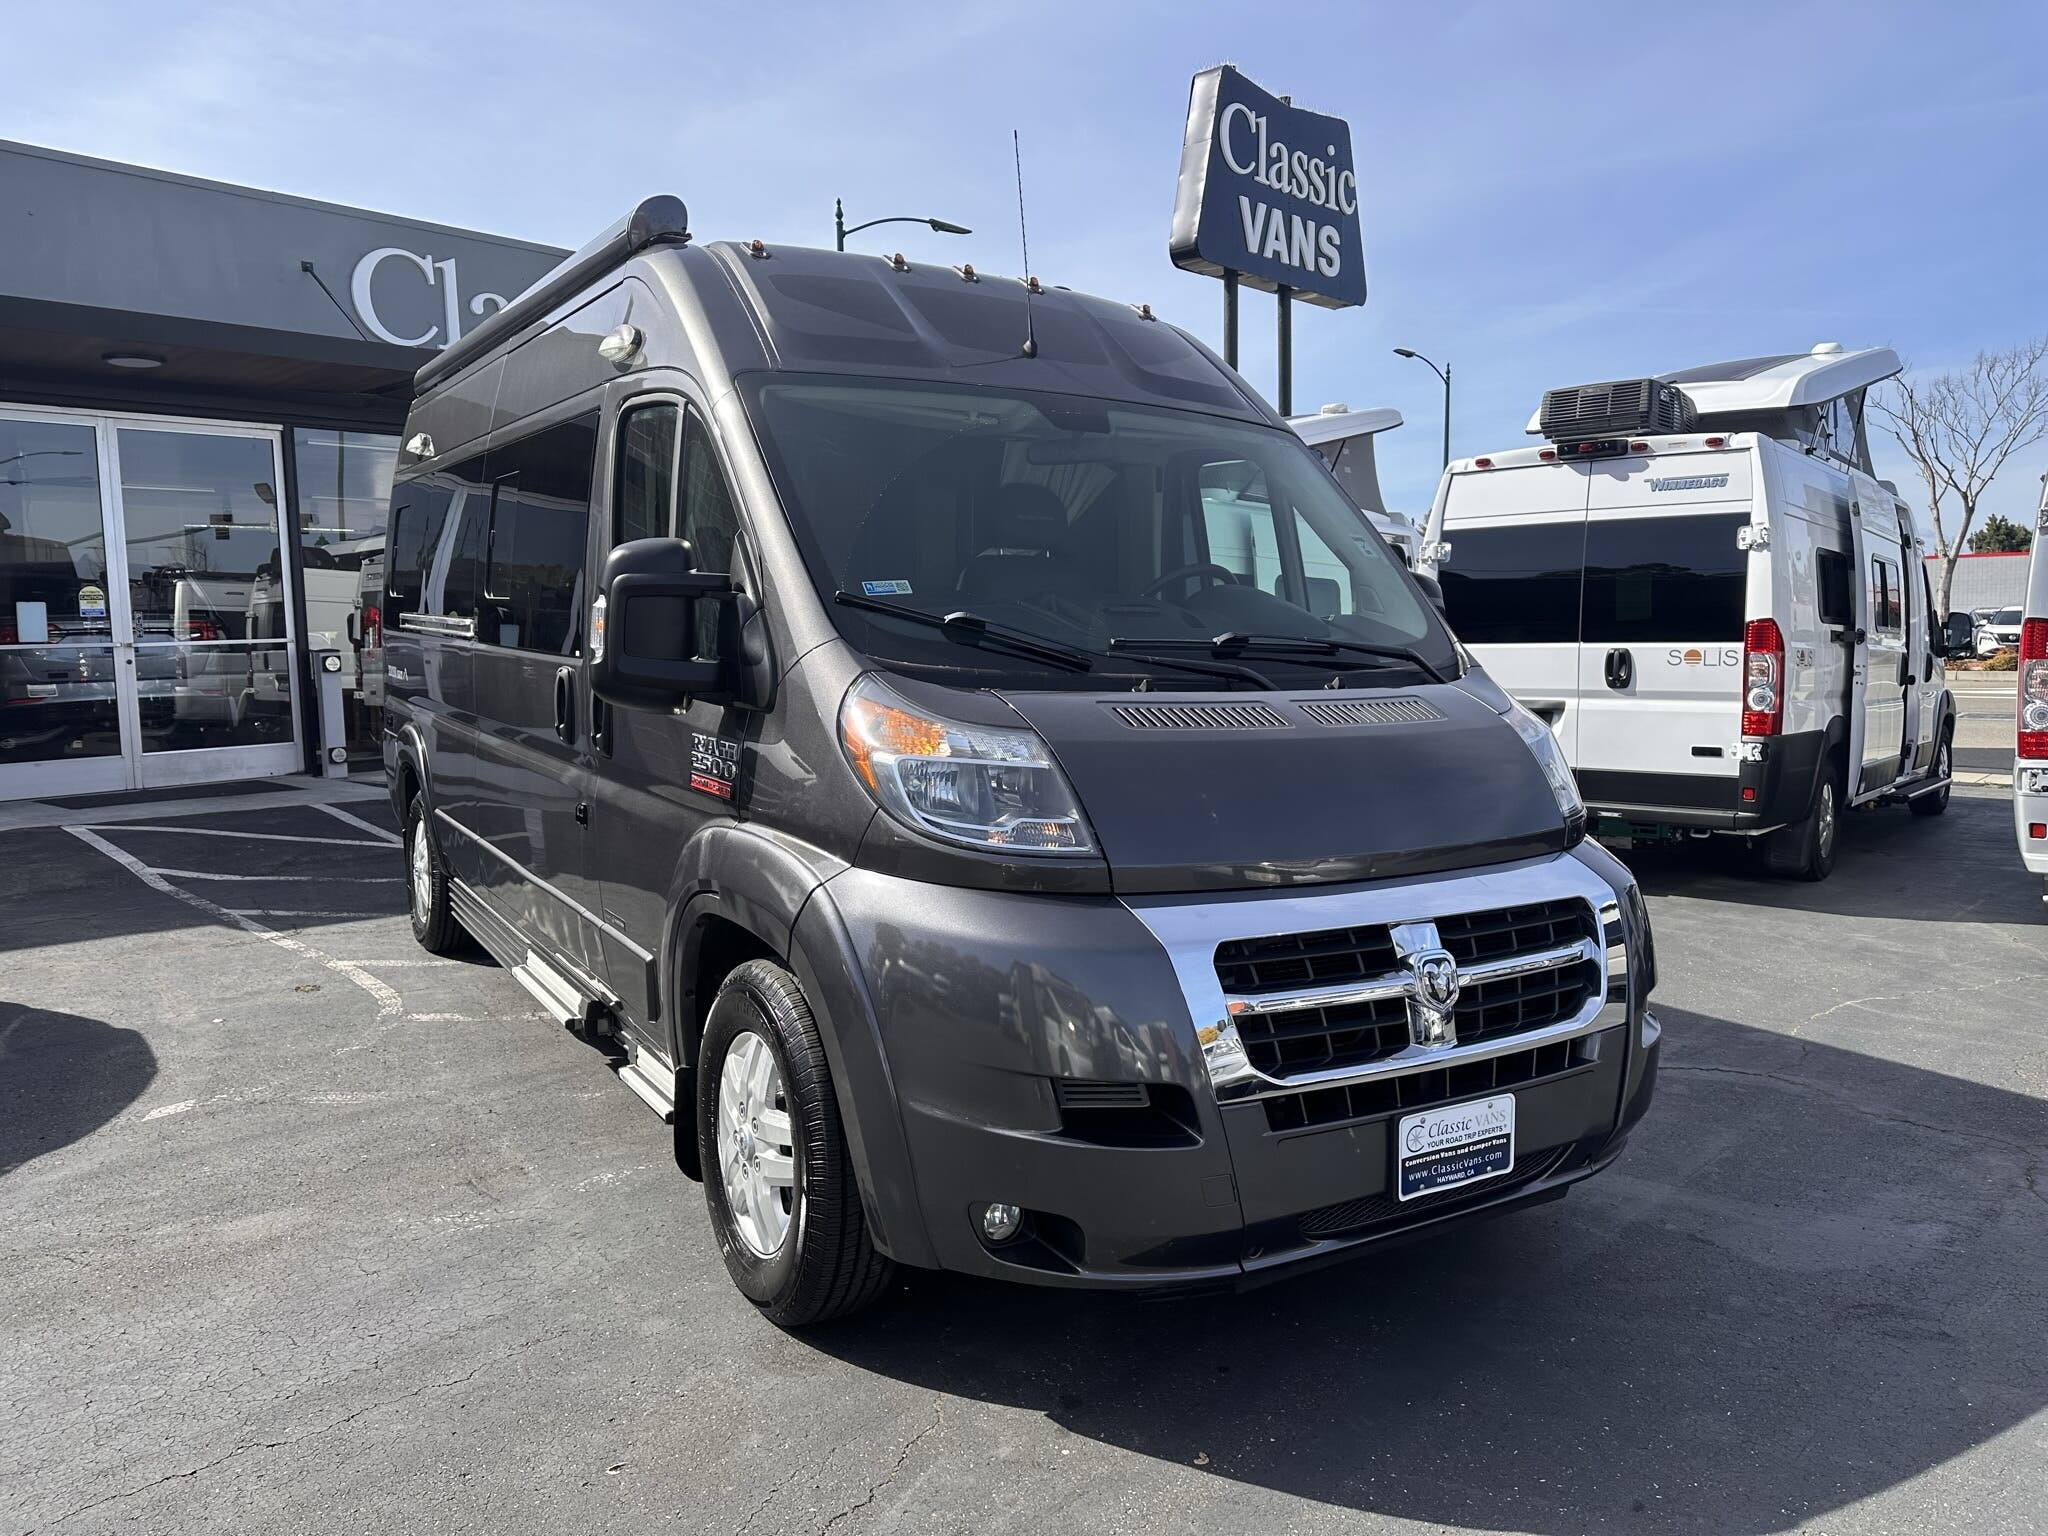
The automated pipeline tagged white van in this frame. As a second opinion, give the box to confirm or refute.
[1289,405,1423,565]
[2015,477,2048,898]
[1420,345,1958,880]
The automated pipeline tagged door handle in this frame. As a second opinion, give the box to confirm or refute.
[1603,647,1633,691]
[553,666,576,744]
[574,801,589,826]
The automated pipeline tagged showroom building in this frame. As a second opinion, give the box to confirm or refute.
[0,139,566,801]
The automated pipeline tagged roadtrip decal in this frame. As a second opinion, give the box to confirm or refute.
[689,732,740,801]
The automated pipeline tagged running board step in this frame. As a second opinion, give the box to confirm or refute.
[616,1053,677,1123]
[509,949,587,1026]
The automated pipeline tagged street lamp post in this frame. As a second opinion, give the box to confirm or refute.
[834,198,973,252]
[1394,347,1452,469]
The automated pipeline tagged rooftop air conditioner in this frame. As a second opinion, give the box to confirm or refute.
[1538,378,1697,441]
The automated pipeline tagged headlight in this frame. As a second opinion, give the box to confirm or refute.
[839,675,1096,854]
[1507,702,1585,822]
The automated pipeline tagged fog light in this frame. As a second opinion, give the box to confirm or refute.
[979,1202,1023,1243]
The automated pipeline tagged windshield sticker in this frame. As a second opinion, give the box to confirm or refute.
[861,579,913,597]
[689,733,740,802]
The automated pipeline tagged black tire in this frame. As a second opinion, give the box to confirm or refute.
[1764,758,1842,881]
[1909,731,1953,817]
[697,960,893,1327]
[404,792,462,953]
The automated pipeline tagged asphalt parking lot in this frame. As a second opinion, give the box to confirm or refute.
[3,769,2044,1535]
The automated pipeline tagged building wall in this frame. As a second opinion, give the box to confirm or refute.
[1929,552,2030,613]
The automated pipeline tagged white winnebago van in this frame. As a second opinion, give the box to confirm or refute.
[1419,345,1958,880]
[2015,476,2048,898]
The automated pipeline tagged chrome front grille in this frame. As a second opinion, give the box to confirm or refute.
[1123,856,1628,1108]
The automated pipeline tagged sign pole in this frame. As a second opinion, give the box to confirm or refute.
[1275,284,1293,416]
[1222,271,1239,369]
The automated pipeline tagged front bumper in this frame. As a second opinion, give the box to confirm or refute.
[810,845,1658,1290]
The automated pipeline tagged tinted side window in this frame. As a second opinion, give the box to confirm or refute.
[1581,513,1748,643]
[1815,547,1852,627]
[386,481,451,616]
[1870,555,1903,641]
[482,415,597,654]
[1438,521,1584,644]
[425,453,492,625]
[615,403,679,545]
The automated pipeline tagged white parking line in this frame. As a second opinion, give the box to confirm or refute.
[65,827,403,1020]
[227,909,387,919]
[315,803,403,846]
[78,823,389,847]
[153,869,399,883]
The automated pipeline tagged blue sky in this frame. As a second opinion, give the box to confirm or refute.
[10,0,2047,533]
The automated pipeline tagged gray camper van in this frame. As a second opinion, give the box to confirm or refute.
[383,198,1660,1325]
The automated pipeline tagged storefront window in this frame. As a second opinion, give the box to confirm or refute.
[293,429,397,762]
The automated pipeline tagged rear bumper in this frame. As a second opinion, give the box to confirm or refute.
[2018,763,2048,880]
[806,846,1657,1291]
[1582,728,1823,832]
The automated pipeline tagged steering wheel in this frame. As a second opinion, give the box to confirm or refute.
[1142,562,1236,599]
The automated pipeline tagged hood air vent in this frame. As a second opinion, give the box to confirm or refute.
[1108,701,1290,731]
[1295,697,1445,727]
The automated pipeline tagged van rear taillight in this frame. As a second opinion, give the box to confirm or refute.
[2019,617,2048,760]
[1742,618,1785,737]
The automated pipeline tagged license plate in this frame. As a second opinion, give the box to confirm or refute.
[1396,1094,1515,1200]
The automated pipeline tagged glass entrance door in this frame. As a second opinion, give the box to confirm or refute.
[0,408,300,800]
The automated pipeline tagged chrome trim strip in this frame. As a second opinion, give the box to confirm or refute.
[1224,938,1595,1018]
[1122,854,1629,1104]
[398,612,477,639]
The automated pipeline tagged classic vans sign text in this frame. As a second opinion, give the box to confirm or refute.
[1169,65,1366,309]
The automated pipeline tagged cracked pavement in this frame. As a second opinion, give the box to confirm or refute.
[2,784,2044,1535]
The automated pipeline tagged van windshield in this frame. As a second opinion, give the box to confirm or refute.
[740,375,1454,686]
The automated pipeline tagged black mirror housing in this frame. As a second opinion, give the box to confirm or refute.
[591,537,730,710]
[1940,612,1974,658]
[1413,572,1446,612]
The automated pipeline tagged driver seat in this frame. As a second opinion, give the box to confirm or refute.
[957,482,1077,603]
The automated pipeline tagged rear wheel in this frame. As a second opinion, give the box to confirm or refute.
[1909,732,1953,817]
[697,960,893,1327]
[405,792,462,953]
[1764,759,1841,881]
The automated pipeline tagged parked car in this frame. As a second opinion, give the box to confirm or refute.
[1979,605,2025,655]
[382,197,1661,1326]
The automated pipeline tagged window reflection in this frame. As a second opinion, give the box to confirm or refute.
[293,429,398,761]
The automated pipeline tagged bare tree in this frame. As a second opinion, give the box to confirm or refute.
[1871,338,2048,617]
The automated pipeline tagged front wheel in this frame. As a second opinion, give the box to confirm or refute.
[697,961,893,1327]
[1909,733,1953,817]
[1764,763,1841,881]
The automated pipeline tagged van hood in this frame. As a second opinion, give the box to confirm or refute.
[997,678,1574,895]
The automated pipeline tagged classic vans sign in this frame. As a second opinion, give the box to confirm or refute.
[1168,66,1366,309]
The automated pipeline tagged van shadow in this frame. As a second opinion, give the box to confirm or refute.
[813,1008,2046,1533]
[0,1004,157,1176]
[1622,790,2038,923]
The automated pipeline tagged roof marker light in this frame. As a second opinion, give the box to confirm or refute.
[1473,457,1494,469]
[1630,441,1650,453]
[1136,303,1156,321]
[957,264,977,282]
[1538,448,1557,461]
[1704,435,1727,449]
[747,238,769,259]
[1025,275,1043,294]
[889,252,910,272]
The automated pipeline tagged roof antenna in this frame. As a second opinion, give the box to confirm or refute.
[1013,129,1037,358]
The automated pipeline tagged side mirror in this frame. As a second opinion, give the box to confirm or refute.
[590,537,730,710]
[1941,612,1974,657]
[1413,573,1446,612]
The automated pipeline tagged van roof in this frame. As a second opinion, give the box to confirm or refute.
[1518,344,1903,434]
[413,197,1270,426]
[1286,405,1403,446]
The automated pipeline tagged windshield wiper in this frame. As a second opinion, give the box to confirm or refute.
[834,590,1273,688]
[834,590,1093,671]
[1120,631,1452,686]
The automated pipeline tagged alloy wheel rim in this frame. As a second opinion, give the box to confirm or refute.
[717,1031,797,1258]
[410,824,433,920]
[1818,782,1837,859]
